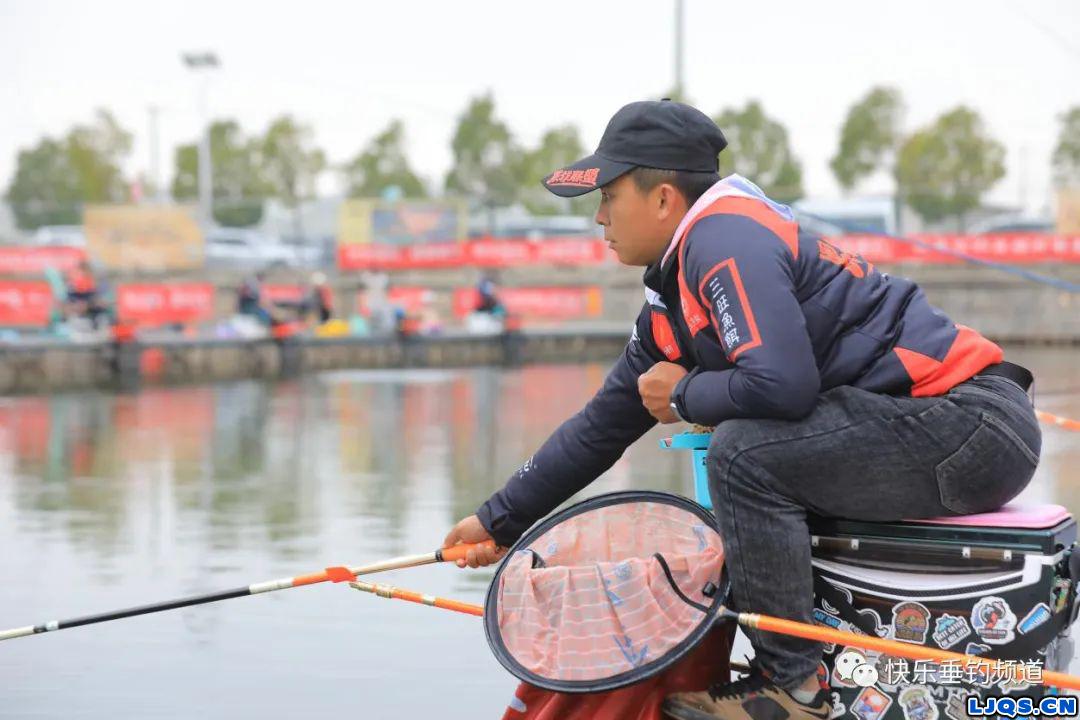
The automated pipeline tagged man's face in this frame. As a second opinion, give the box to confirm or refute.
[594,174,684,267]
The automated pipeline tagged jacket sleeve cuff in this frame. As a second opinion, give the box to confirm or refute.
[476,497,527,548]
[679,369,738,426]
[670,368,701,424]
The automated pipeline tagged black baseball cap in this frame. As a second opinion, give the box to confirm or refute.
[542,99,728,197]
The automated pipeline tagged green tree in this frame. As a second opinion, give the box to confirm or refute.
[5,109,132,230]
[895,106,1006,229]
[343,119,428,199]
[714,100,803,203]
[1052,107,1080,188]
[67,109,133,201]
[830,87,904,192]
[172,120,270,226]
[257,115,327,207]
[515,125,595,216]
[444,93,521,209]
[5,139,81,228]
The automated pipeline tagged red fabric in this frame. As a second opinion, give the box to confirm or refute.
[708,196,799,259]
[499,625,733,720]
[650,311,682,361]
[677,235,710,337]
[66,269,96,294]
[893,325,1003,397]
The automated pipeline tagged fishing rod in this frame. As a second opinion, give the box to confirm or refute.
[724,606,1080,692]
[345,580,1080,692]
[1036,409,1080,432]
[0,540,495,642]
[349,579,484,616]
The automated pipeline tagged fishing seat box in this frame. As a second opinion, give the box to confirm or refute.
[662,431,1078,718]
[806,506,1078,720]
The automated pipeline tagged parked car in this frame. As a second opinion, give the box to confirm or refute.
[205,228,320,268]
[968,216,1055,235]
[791,210,850,241]
[32,225,86,247]
[793,197,898,236]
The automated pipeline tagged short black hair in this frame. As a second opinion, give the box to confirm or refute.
[628,167,719,207]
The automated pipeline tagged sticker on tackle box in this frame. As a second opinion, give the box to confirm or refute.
[971,596,1017,645]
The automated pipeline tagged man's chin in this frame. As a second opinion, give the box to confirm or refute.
[612,248,645,266]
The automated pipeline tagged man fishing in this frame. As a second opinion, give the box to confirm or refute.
[443,99,1041,720]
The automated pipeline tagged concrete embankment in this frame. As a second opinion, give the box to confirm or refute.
[341,261,1080,342]
[0,263,1075,393]
[0,328,630,394]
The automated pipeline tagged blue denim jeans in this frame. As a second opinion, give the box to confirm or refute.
[706,374,1041,689]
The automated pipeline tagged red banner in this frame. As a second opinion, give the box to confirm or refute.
[338,243,407,270]
[0,281,56,325]
[339,238,609,271]
[262,284,306,304]
[116,283,215,327]
[466,239,536,267]
[828,234,1080,264]
[452,286,603,320]
[405,242,469,268]
[533,237,609,265]
[340,234,1080,271]
[0,246,86,275]
[355,286,435,315]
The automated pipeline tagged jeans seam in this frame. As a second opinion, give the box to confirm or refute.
[717,448,820,687]
[972,374,1027,396]
[980,411,1041,466]
[716,418,869,462]
[719,447,753,620]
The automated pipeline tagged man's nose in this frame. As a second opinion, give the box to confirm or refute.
[595,206,608,227]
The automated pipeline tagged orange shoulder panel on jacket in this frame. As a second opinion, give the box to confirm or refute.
[707,196,799,259]
[893,325,1003,397]
[650,311,682,361]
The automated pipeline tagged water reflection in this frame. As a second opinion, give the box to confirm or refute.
[0,352,1077,718]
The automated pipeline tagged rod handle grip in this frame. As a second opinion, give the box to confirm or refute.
[438,540,497,563]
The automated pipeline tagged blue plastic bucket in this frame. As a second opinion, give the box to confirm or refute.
[659,431,712,509]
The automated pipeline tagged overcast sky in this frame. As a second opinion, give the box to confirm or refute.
[2,0,1078,215]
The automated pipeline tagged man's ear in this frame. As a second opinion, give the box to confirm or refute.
[656,183,682,219]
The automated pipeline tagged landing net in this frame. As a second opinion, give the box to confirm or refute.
[484,491,725,693]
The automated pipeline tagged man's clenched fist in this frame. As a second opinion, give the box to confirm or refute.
[637,361,688,424]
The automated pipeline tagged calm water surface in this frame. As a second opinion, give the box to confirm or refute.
[1,348,1078,718]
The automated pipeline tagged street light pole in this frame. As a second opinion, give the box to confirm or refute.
[674,0,684,100]
[182,52,220,225]
[147,104,161,203]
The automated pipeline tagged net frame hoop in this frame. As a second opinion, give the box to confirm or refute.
[483,490,726,693]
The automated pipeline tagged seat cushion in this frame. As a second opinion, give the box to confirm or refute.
[908,503,1070,529]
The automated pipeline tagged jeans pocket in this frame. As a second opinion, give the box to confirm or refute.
[935,412,1039,515]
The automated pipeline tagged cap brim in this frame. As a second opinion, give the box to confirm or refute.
[542,154,636,197]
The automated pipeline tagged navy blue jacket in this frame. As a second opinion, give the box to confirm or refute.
[476,183,1001,546]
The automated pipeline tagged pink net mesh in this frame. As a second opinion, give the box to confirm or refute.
[495,500,724,682]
